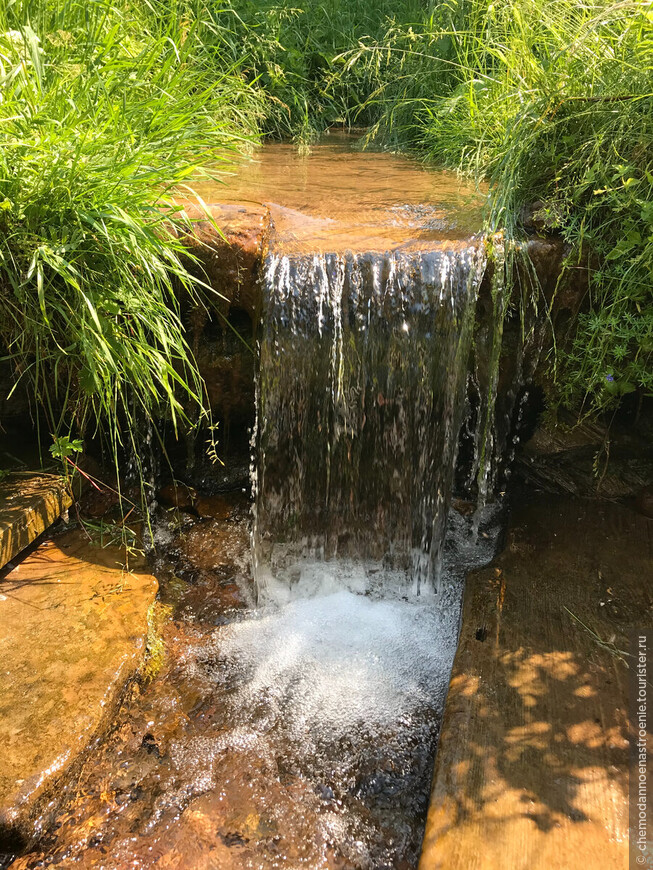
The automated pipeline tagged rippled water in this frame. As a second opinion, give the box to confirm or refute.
[13,497,501,870]
[191,132,485,252]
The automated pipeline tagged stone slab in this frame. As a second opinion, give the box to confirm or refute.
[174,203,268,318]
[0,529,157,841]
[0,473,72,571]
[420,496,653,870]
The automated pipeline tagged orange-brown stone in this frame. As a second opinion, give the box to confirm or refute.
[0,530,157,841]
[0,473,72,572]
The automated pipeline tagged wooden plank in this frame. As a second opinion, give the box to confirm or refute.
[420,496,653,870]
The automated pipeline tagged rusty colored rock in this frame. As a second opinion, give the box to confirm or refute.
[0,529,157,843]
[175,518,249,574]
[174,203,268,320]
[0,473,72,571]
[158,481,198,511]
[194,494,233,520]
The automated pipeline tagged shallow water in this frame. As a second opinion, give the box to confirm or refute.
[191,133,485,252]
[12,496,501,870]
[10,139,498,869]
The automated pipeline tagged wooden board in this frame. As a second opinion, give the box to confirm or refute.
[420,495,653,870]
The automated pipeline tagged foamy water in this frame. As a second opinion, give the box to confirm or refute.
[182,582,456,867]
[217,588,456,736]
[170,506,503,867]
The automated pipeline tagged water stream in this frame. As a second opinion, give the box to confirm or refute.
[252,245,486,598]
[11,138,511,870]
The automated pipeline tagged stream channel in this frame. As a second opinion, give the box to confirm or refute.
[13,135,512,870]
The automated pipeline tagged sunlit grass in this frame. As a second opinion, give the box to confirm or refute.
[0,0,262,469]
[343,0,653,416]
[1,0,650,478]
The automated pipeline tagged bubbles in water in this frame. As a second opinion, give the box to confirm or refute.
[193,581,456,868]
[217,589,454,735]
[184,504,502,868]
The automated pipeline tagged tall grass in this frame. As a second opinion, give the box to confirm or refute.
[343,0,653,416]
[219,0,428,142]
[1,0,650,474]
[0,0,262,468]
[216,0,652,418]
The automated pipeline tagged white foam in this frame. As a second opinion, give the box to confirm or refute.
[168,506,503,866]
[214,586,457,741]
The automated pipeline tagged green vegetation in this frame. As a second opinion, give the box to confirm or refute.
[1,0,650,473]
[379,0,652,418]
[221,0,652,418]
[215,0,427,141]
[0,0,261,468]
[141,600,173,682]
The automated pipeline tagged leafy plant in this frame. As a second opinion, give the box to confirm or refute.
[0,0,262,481]
[215,0,653,418]
[2,0,651,490]
[348,0,653,416]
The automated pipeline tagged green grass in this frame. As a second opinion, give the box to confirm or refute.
[216,0,428,142]
[221,0,653,419]
[1,0,650,486]
[0,0,262,472]
[198,0,653,498]
[407,0,653,418]
[336,0,653,415]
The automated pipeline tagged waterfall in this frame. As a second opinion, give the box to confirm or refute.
[252,244,487,599]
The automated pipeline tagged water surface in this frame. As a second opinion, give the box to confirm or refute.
[192,133,485,252]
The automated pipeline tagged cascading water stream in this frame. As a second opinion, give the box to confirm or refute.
[252,243,487,599]
[8,142,536,870]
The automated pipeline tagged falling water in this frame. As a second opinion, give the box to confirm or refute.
[252,244,487,598]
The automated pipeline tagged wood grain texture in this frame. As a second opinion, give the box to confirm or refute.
[420,496,653,870]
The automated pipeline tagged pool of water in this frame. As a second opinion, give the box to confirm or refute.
[190,132,485,252]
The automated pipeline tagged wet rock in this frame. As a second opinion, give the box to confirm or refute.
[515,411,653,498]
[158,482,198,512]
[520,200,548,234]
[420,495,652,870]
[190,456,251,494]
[451,498,476,518]
[195,347,255,436]
[0,473,72,571]
[316,783,335,802]
[175,519,250,575]
[193,494,233,521]
[526,237,589,312]
[76,463,120,517]
[174,203,268,319]
[0,529,157,845]
[520,200,564,235]
[140,734,161,759]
